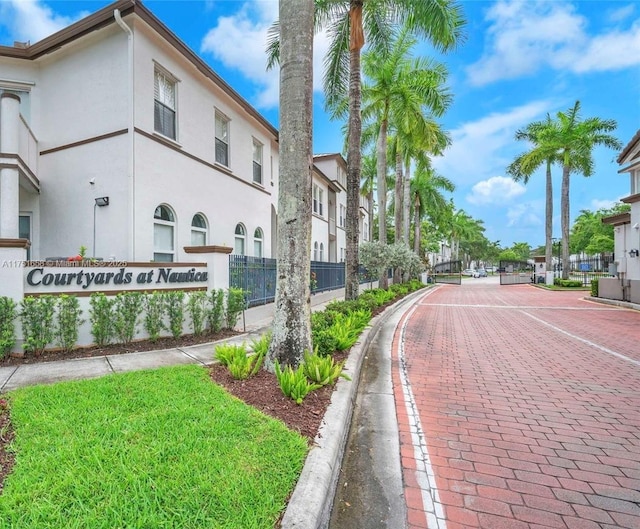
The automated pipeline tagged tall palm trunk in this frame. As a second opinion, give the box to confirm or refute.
[344,0,365,300]
[266,0,313,370]
[376,118,389,288]
[394,152,403,243]
[413,194,421,254]
[403,161,411,246]
[544,161,553,272]
[393,151,403,283]
[561,162,570,280]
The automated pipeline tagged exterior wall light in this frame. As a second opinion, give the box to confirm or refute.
[629,249,639,258]
[95,197,110,207]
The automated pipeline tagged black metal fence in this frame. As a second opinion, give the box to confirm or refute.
[432,260,462,285]
[229,256,375,308]
[562,254,615,286]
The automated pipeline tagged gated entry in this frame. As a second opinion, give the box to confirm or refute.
[499,260,534,285]
[433,260,462,285]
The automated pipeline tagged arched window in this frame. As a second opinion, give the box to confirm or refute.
[234,223,246,255]
[313,241,318,261]
[254,227,263,258]
[319,242,324,262]
[154,204,175,262]
[191,213,208,246]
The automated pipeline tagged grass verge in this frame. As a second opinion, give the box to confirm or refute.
[0,365,308,529]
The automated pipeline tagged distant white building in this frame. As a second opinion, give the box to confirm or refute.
[0,0,368,267]
[601,129,640,303]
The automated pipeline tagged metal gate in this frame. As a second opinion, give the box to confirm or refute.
[433,260,462,285]
[499,260,534,285]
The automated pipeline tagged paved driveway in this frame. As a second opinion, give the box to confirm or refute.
[394,280,640,529]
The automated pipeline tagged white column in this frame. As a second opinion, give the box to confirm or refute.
[0,92,21,238]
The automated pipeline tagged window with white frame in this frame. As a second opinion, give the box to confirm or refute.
[254,227,263,257]
[340,247,345,262]
[319,243,324,262]
[234,223,246,255]
[253,139,263,185]
[154,204,175,262]
[313,241,318,261]
[154,69,176,140]
[313,184,324,216]
[339,205,346,228]
[633,169,640,195]
[215,112,230,167]
[191,213,208,246]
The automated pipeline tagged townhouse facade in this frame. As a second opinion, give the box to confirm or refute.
[0,0,369,269]
[601,129,640,303]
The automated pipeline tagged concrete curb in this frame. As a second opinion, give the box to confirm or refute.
[280,289,429,529]
[584,295,640,312]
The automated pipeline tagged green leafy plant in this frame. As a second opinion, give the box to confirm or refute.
[214,342,247,366]
[20,295,56,355]
[227,347,266,380]
[275,363,322,405]
[225,288,246,330]
[590,278,599,297]
[0,296,17,359]
[113,292,142,345]
[187,291,207,336]
[250,331,272,357]
[302,349,351,386]
[56,295,84,353]
[89,293,114,346]
[329,312,362,351]
[143,292,165,342]
[164,290,185,339]
[207,289,225,333]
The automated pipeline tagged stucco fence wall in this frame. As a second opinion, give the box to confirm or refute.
[597,276,640,304]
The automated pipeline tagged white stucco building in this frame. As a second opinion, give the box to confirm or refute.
[601,129,640,303]
[0,0,368,267]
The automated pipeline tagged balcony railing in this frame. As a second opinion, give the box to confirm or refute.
[19,115,38,177]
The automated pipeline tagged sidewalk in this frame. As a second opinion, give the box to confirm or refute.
[0,288,346,393]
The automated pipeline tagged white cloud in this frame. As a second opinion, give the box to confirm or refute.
[432,100,551,187]
[590,198,617,210]
[200,1,330,109]
[506,202,543,228]
[467,0,640,86]
[0,0,88,44]
[608,4,636,23]
[467,176,526,205]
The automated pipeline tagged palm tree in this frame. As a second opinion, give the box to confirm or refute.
[410,164,455,256]
[360,152,377,242]
[268,0,464,298]
[507,115,557,271]
[265,0,314,370]
[361,30,451,284]
[514,101,622,278]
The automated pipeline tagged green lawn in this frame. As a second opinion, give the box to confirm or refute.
[0,365,308,529]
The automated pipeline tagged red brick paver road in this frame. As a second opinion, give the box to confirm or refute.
[393,280,640,529]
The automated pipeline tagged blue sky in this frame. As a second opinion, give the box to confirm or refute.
[1,0,638,248]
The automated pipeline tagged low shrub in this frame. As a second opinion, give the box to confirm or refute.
[590,278,599,297]
[208,289,225,334]
[56,295,84,353]
[555,279,583,288]
[89,293,114,346]
[187,291,207,336]
[228,346,266,380]
[0,296,17,359]
[143,291,165,342]
[164,290,185,339]
[225,288,246,330]
[21,296,56,355]
[112,292,143,345]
